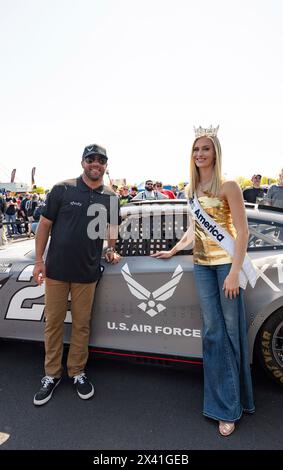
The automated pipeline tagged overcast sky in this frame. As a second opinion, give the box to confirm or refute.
[1,0,282,188]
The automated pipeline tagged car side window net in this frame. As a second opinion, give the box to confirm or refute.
[248,220,283,250]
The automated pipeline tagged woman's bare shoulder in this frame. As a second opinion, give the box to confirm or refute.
[221,180,241,192]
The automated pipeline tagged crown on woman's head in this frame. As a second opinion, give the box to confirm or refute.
[194,125,219,138]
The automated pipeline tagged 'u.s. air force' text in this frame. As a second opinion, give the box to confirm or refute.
[107,322,201,337]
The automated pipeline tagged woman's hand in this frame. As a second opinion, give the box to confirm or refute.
[151,250,174,259]
[222,272,240,299]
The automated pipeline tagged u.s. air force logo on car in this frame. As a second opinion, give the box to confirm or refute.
[121,263,183,317]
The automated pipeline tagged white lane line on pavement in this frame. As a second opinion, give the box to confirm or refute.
[0,432,10,445]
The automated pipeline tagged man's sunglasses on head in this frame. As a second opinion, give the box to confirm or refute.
[84,155,108,165]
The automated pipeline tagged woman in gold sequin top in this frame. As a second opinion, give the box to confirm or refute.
[152,127,255,437]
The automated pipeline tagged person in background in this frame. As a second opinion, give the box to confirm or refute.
[155,181,175,199]
[110,184,119,196]
[266,169,283,208]
[177,183,188,199]
[31,199,45,235]
[44,189,50,201]
[33,143,121,406]
[119,186,133,206]
[117,186,124,198]
[243,175,264,203]
[20,193,31,234]
[26,194,39,237]
[132,180,167,200]
[0,194,7,246]
[171,185,179,198]
[129,186,138,198]
[152,126,256,436]
[5,196,18,236]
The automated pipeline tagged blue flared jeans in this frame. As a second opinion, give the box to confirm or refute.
[194,263,255,422]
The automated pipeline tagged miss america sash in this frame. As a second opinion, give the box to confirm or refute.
[188,194,258,289]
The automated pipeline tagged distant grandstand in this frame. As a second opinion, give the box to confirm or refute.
[0,182,29,193]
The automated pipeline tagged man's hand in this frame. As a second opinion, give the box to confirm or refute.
[33,261,46,285]
[105,249,121,264]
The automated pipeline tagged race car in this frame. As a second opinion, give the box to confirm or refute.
[0,200,283,386]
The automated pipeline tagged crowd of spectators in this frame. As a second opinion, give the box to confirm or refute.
[242,170,283,208]
[112,172,283,210]
[112,180,187,205]
[0,190,47,246]
[114,172,283,210]
[0,182,187,245]
[1,172,283,247]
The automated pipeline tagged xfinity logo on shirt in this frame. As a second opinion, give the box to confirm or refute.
[70,201,82,207]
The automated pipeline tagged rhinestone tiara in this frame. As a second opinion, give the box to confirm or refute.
[194,125,219,138]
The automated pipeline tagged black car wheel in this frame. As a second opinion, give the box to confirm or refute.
[256,308,283,386]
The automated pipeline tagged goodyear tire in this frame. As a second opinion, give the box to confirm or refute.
[256,309,283,386]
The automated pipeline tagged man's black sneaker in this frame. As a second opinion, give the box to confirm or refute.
[33,376,61,406]
[73,373,94,399]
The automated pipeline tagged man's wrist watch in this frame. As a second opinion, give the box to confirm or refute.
[105,247,117,254]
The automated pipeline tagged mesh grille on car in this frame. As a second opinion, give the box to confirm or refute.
[115,213,191,256]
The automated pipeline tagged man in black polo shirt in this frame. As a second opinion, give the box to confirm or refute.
[33,144,121,406]
[243,174,264,203]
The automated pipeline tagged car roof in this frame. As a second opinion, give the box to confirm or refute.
[121,199,188,216]
[246,204,283,224]
[128,199,187,206]
[123,199,283,223]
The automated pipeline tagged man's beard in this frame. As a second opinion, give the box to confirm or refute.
[85,168,104,181]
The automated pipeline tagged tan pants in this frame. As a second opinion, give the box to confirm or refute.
[44,278,97,378]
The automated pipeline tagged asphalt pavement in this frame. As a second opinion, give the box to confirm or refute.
[0,339,282,453]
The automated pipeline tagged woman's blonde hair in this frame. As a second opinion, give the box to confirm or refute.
[186,135,223,199]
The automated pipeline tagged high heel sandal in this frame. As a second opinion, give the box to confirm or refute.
[219,421,235,436]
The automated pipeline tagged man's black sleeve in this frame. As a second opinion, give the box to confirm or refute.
[41,184,66,222]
